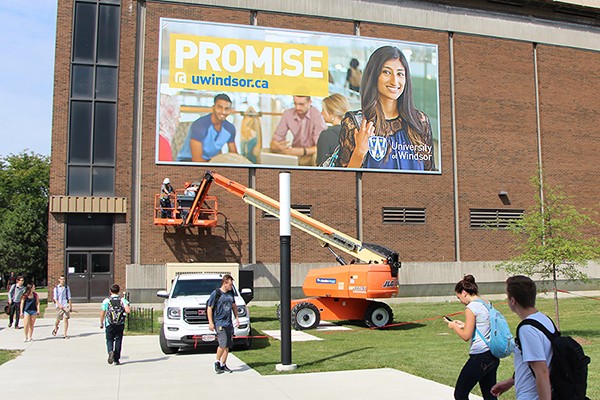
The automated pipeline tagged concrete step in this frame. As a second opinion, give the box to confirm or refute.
[44,303,102,318]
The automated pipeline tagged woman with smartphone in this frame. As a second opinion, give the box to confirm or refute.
[447,275,499,400]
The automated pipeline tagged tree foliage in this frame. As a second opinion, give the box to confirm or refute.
[497,176,600,327]
[0,152,50,282]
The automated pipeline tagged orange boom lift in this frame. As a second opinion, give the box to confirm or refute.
[155,171,401,329]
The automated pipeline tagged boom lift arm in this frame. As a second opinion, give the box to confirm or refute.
[167,170,402,329]
[193,171,400,277]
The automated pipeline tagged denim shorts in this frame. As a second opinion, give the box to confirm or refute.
[24,310,37,316]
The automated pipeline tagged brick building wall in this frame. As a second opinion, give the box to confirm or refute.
[49,0,600,298]
[453,35,539,261]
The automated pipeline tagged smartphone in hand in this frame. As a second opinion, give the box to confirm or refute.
[443,316,453,322]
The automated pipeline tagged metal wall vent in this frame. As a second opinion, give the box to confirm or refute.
[382,207,426,224]
[469,209,524,229]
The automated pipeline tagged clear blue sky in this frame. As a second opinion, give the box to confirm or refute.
[0,0,57,158]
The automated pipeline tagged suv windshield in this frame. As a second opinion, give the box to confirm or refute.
[171,279,238,298]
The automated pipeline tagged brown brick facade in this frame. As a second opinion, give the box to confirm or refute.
[49,1,600,297]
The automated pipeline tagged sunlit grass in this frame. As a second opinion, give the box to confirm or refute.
[235,297,599,400]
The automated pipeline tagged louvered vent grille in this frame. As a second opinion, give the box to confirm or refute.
[382,207,426,224]
[470,209,524,229]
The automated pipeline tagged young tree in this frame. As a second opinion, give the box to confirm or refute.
[497,177,600,329]
[0,152,50,284]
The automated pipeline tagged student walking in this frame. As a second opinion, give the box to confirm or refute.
[447,275,500,400]
[8,276,26,329]
[20,284,40,342]
[207,274,239,374]
[52,276,73,339]
[100,284,130,365]
[491,276,553,400]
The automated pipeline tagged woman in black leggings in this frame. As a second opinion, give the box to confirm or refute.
[447,275,499,400]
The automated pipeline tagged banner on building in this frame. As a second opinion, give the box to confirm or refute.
[157,19,441,174]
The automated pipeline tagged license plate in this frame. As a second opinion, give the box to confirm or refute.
[202,334,216,342]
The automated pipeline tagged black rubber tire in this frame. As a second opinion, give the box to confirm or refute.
[364,302,393,328]
[291,302,320,330]
[159,324,178,354]
[243,334,253,350]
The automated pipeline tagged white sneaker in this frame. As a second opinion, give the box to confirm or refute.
[23,338,28,342]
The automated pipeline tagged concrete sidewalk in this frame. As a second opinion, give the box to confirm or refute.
[0,318,480,400]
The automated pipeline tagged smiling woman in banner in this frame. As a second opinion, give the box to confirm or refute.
[336,46,436,171]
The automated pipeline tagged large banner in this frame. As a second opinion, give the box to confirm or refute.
[157,19,441,174]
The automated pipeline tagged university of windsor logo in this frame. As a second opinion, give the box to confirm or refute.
[368,136,387,162]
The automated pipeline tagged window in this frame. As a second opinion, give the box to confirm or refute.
[72,2,96,62]
[67,0,120,196]
[68,166,91,195]
[93,102,116,163]
[96,5,120,63]
[469,209,524,229]
[91,253,111,273]
[68,101,93,163]
[66,214,114,248]
[382,207,426,224]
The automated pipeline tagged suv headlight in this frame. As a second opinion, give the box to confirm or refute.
[167,307,181,319]
[236,305,248,317]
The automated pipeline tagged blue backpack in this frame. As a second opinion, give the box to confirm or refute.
[474,300,515,358]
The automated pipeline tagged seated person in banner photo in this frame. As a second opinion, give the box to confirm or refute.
[317,93,350,166]
[270,95,327,166]
[336,46,436,171]
[177,93,238,162]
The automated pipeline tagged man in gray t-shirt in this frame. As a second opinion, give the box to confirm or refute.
[8,276,25,328]
[207,274,239,374]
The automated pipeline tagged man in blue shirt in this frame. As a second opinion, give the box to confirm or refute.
[176,93,238,162]
[207,274,240,374]
[52,275,73,338]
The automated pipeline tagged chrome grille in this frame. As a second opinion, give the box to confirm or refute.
[183,307,208,324]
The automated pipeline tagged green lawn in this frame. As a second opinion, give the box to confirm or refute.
[236,297,599,400]
[0,350,21,365]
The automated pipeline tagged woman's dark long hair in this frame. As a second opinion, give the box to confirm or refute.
[360,46,425,146]
[23,284,34,298]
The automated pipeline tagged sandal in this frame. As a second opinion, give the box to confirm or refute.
[52,327,57,336]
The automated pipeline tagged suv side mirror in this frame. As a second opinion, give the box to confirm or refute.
[157,290,169,299]
[240,288,253,304]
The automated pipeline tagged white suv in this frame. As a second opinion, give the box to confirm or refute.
[157,273,252,354]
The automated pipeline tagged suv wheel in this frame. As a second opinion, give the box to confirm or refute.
[159,324,178,354]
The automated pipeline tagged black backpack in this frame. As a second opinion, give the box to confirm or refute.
[517,318,590,400]
[107,298,126,325]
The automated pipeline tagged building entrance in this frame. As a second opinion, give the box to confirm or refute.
[67,252,113,302]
